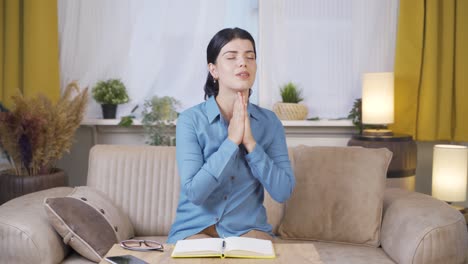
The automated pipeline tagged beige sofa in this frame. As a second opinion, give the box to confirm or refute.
[0,145,467,264]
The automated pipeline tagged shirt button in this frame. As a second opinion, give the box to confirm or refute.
[215,217,219,222]
[230,176,235,180]
[223,195,227,200]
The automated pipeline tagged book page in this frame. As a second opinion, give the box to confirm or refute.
[171,238,223,257]
[224,237,275,258]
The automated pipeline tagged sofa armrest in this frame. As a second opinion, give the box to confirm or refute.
[0,187,73,264]
[381,188,468,264]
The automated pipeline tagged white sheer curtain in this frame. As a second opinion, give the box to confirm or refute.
[258,0,399,119]
[58,0,258,118]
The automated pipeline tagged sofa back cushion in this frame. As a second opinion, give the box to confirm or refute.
[87,145,180,236]
[86,145,286,236]
[278,146,392,247]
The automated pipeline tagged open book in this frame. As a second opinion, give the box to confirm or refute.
[171,237,275,259]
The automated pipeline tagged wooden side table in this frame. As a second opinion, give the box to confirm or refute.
[347,134,417,191]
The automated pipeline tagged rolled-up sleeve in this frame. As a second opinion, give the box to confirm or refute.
[176,113,239,205]
[245,118,295,203]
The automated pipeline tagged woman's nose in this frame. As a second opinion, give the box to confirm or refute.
[238,57,247,67]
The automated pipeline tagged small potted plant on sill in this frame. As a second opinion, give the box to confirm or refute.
[273,82,308,120]
[142,96,180,146]
[0,82,88,204]
[92,79,129,119]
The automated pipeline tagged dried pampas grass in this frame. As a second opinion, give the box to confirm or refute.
[0,82,88,176]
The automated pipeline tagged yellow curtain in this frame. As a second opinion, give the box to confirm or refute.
[0,0,60,108]
[392,0,468,142]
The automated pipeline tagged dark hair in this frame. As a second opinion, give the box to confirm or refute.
[204,28,256,100]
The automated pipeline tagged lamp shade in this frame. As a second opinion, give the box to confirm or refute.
[362,72,394,125]
[432,144,468,202]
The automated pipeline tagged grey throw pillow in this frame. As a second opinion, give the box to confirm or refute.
[278,146,392,247]
[44,186,134,262]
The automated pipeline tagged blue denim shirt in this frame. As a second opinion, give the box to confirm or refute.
[167,96,295,243]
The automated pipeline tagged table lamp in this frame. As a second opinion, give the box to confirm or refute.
[432,144,468,204]
[361,72,394,136]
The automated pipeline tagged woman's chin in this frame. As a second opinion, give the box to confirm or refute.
[220,84,253,94]
[232,86,252,93]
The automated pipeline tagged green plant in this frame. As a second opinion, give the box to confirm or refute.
[118,105,139,127]
[92,79,129,105]
[280,82,304,103]
[0,82,88,176]
[348,98,363,134]
[142,96,180,146]
[347,98,385,134]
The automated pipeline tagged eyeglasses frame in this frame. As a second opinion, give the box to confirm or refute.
[120,239,164,252]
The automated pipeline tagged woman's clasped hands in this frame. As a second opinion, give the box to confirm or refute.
[228,92,256,153]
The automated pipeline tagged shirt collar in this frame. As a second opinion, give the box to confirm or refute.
[206,96,259,124]
[206,96,221,123]
[247,101,259,121]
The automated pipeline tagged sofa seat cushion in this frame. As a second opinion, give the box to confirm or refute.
[274,239,395,264]
[0,187,73,264]
[45,186,134,262]
[60,252,95,264]
[279,146,392,247]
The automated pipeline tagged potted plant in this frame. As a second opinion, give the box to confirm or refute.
[142,96,180,146]
[92,79,129,119]
[0,82,88,204]
[348,98,363,134]
[347,98,383,135]
[273,82,308,120]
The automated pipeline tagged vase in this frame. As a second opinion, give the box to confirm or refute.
[101,104,117,119]
[0,169,68,205]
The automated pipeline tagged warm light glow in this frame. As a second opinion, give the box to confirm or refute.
[362,72,394,125]
[432,144,468,202]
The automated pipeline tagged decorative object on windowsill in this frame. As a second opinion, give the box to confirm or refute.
[361,72,394,136]
[118,105,139,127]
[142,96,180,146]
[273,82,308,120]
[0,82,88,204]
[92,79,129,119]
[432,144,467,205]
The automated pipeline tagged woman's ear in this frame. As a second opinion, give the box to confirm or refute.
[208,63,218,80]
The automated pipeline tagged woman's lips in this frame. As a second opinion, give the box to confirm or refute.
[236,71,250,79]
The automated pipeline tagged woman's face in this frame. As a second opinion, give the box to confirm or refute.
[209,38,257,94]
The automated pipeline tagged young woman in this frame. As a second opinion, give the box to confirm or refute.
[167,28,295,243]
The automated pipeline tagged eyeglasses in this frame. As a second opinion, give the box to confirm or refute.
[120,240,164,252]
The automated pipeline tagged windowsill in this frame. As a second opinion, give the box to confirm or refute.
[82,118,144,126]
[81,118,353,127]
[80,118,356,146]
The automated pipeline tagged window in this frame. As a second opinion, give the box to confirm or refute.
[59,0,258,118]
[258,0,399,118]
[59,0,397,119]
